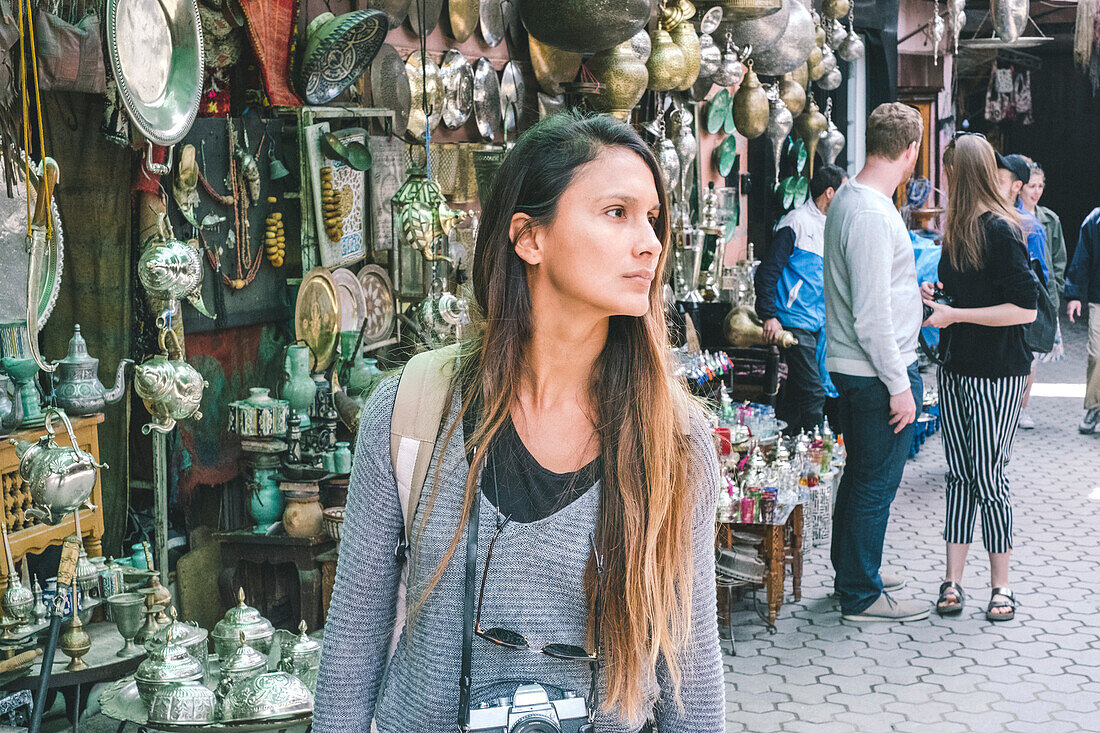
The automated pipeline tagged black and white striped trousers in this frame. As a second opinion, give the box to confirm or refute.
[938,369,1029,554]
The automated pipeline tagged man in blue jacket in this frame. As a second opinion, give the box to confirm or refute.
[1066,207,1100,433]
[754,164,846,434]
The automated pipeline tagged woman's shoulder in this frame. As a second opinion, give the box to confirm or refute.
[981,214,1026,250]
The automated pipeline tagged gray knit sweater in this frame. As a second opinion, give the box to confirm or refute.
[313,376,725,732]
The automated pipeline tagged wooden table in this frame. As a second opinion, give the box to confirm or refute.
[3,621,144,729]
[717,504,804,628]
[0,415,105,592]
[215,530,336,632]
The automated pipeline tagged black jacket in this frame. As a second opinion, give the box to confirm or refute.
[1066,207,1100,305]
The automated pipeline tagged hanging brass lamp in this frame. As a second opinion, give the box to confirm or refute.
[585,41,649,120]
[793,96,827,176]
[730,59,768,139]
[647,27,687,91]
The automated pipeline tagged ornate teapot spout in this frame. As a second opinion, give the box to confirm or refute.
[103,359,134,407]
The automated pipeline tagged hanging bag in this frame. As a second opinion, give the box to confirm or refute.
[1024,259,1056,354]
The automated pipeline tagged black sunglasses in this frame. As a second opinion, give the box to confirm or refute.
[952,131,986,141]
[474,513,602,662]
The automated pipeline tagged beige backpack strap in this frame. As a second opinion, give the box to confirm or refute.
[387,344,460,663]
[390,343,462,547]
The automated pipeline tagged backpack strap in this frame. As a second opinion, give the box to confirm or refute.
[391,343,462,549]
[386,343,461,662]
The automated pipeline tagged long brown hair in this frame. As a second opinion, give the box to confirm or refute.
[943,134,1021,271]
[411,112,697,721]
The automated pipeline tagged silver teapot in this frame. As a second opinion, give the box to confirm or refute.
[51,325,133,416]
[137,214,215,320]
[8,407,106,525]
[134,330,207,435]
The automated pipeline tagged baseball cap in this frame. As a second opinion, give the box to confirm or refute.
[997,153,1031,185]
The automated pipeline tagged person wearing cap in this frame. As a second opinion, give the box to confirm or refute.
[1066,208,1100,433]
[996,153,1049,429]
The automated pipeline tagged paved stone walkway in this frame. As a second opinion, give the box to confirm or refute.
[724,315,1100,732]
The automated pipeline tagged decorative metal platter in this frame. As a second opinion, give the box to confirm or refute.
[479,0,509,46]
[440,49,474,129]
[473,57,502,142]
[0,159,63,340]
[295,267,340,372]
[360,0,411,28]
[405,52,443,140]
[369,44,411,138]
[448,0,478,41]
[499,60,525,134]
[331,267,367,333]
[407,0,444,34]
[105,0,204,145]
[298,10,388,106]
[356,264,396,344]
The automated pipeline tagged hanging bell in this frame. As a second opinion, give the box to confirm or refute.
[268,147,291,180]
[820,0,850,20]
[818,99,846,166]
[818,66,843,91]
[713,36,746,87]
[647,28,687,91]
[765,85,793,183]
[837,28,865,62]
[778,72,806,116]
[670,21,702,91]
[794,97,828,176]
[698,33,722,79]
[731,60,769,139]
[827,19,847,50]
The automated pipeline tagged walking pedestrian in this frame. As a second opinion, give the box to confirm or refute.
[754,164,847,434]
[921,133,1038,622]
[1066,207,1100,433]
[823,102,928,623]
[996,153,1049,429]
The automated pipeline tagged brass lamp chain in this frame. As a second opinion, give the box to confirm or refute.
[16,0,50,238]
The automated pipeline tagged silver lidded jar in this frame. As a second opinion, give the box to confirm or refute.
[278,620,322,692]
[215,631,269,714]
[134,628,205,708]
[222,671,314,723]
[212,587,275,658]
[148,682,217,726]
[147,607,210,676]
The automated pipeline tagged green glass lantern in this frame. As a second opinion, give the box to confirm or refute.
[391,166,466,299]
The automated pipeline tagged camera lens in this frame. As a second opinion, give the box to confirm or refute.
[510,716,560,733]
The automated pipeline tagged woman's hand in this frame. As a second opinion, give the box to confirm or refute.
[919,280,943,300]
[922,298,956,329]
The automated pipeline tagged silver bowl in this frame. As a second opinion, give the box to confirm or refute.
[222,671,314,722]
[148,682,217,725]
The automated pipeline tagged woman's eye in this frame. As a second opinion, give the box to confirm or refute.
[608,207,626,218]
[647,214,658,225]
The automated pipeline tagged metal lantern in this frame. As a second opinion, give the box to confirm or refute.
[391,167,467,299]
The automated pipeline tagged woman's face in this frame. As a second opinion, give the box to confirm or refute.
[513,146,663,319]
[1020,170,1045,209]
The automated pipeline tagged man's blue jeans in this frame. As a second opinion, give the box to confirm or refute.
[829,362,923,615]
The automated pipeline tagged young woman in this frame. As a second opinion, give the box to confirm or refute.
[314,112,725,732]
[922,133,1038,622]
[1018,159,1067,372]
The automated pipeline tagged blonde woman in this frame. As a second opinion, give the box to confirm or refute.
[922,133,1038,622]
[314,112,724,732]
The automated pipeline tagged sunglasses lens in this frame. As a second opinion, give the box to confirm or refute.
[482,627,529,649]
[541,643,592,660]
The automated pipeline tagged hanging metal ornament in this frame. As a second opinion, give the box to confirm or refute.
[778,72,806,115]
[818,98,846,166]
[837,7,865,62]
[818,65,842,90]
[926,0,945,66]
[765,84,793,182]
[672,106,697,205]
[647,27,687,91]
[655,123,681,202]
[793,95,827,176]
[712,32,746,87]
[991,0,1028,44]
[826,18,846,50]
[819,45,837,74]
[629,28,651,62]
[749,0,816,76]
[698,33,722,79]
[670,20,703,91]
[731,59,769,138]
[948,0,966,55]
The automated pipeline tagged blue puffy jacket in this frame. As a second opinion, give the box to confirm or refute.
[754,198,836,397]
[1066,207,1100,305]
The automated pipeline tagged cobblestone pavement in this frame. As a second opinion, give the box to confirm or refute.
[724,315,1100,732]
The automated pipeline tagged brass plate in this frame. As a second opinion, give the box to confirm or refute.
[295,267,340,372]
[407,0,444,35]
[448,0,478,42]
[356,264,396,343]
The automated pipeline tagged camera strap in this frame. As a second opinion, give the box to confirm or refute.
[458,488,481,731]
